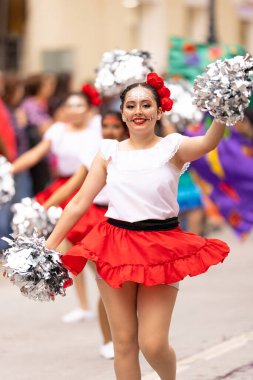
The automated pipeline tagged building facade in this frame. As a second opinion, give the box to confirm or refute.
[1,0,252,85]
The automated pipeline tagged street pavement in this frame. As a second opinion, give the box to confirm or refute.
[0,226,253,380]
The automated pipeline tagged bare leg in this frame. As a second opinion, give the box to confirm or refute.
[98,280,141,380]
[184,207,204,234]
[64,239,90,310]
[88,262,112,344]
[98,297,112,343]
[72,273,89,310]
[138,284,178,380]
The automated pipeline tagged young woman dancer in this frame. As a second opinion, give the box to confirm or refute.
[10,89,102,318]
[46,73,229,380]
[11,90,102,206]
[44,111,127,358]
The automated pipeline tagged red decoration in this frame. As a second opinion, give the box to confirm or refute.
[157,87,171,98]
[146,72,173,112]
[146,73,164,89]
[63,278,73,289]
[161,98,173,112]
[81,84,102,106]
[219,181,240,201]
[228,210,242,227]
[183,43,196,54]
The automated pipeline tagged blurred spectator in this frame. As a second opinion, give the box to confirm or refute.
[48,72,73,121]
[0,137,8,157]
[0,71,17,162]
[22,73,56,134]
[0,71,17,238]
[3,73,32,200]
[21,73,56,193]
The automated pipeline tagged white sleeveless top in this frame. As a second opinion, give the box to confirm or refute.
[44,121,101,176]
[100,133,189,222]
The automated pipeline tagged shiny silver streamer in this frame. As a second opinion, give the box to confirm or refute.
[0,232,73,302]
[165,79,203,132]
[95,49,153,96]
[0,156,15,206]
[11,197,62,237]
[193,54,253,126]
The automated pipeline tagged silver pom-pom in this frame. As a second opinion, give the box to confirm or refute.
[193,54,253,126]
[11,197,62,237]
[165,79,203,132]
[0,232,73,302]
[0,156,15,206]
[95,49,153,96]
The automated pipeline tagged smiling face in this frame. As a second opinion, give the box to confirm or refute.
[122,86,162,133]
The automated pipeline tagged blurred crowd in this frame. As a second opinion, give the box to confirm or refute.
[0,71,72,236]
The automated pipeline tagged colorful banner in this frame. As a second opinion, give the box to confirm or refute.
[168,36,246,83]
[188,123,253,238]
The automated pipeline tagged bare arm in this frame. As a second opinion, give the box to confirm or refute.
[175,119,226,165]
[43,165,88,209]
[11,139,51,174]
[0,137,8,157]
[46,154,107,250]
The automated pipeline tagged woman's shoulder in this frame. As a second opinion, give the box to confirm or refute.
[160,132,186,152]
[100,139,119,160]
[162,132,184,143]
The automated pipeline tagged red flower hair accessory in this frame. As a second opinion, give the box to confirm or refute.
[146,72,173,112]
[81,83,102,107]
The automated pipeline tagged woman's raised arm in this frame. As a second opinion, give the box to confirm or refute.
[176,120,226,165]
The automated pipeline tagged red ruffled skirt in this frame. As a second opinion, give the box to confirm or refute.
[62,221,230,288]
[67,204,107,245]
[35,177,78,209]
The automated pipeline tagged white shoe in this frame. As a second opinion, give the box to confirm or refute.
[61,308,96,323]
[100,341,114,359]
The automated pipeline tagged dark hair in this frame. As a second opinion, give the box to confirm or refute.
[48,72,72,115]
[24,74,42,96]
[120,82,161,110]
[54,72,72,98]
[102,110,127,130]
[24,73,55,97]
[2,73,24,107]
[245,107,253,128]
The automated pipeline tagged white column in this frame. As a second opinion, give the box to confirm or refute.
[137,0,168,74]
[241,21,253,54]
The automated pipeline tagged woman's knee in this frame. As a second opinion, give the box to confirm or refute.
[139,335,169,361]
[113,330,139,356]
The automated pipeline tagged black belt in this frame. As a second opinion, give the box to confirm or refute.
[107,217,179,231]
[94,203,108,208]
